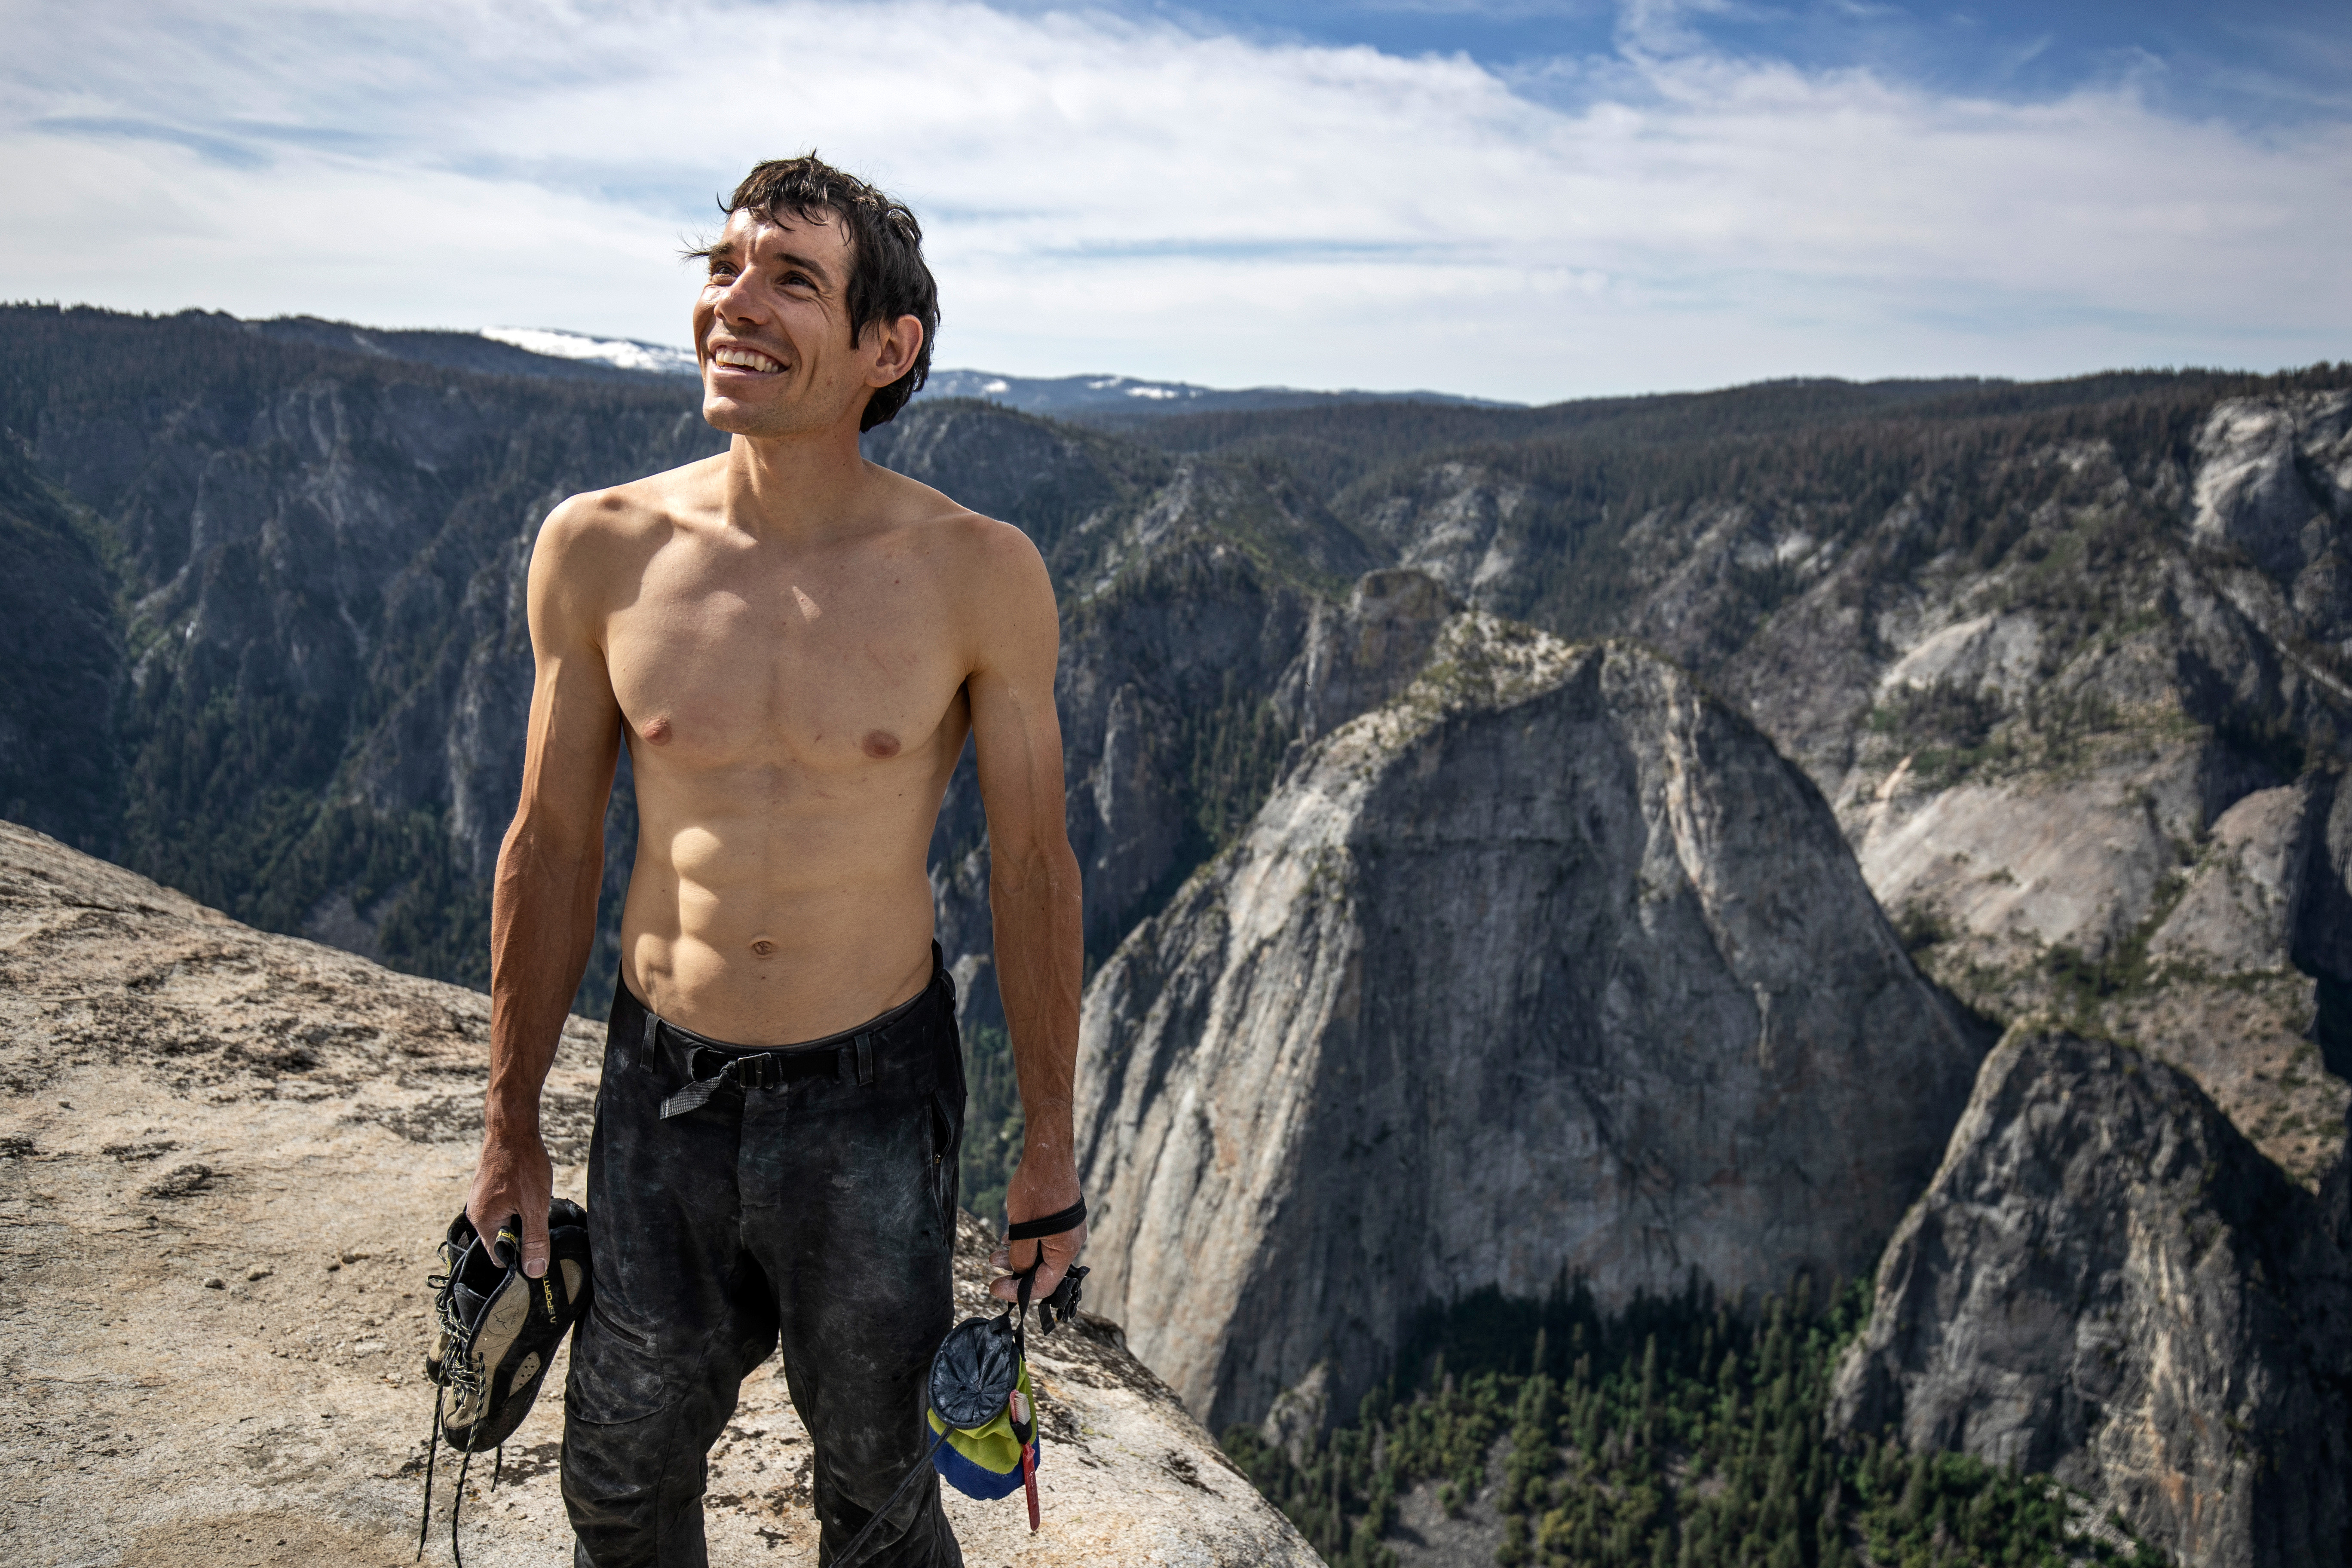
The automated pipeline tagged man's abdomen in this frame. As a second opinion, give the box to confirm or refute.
[618,795,944,1047]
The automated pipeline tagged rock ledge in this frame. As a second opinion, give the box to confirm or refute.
[0,820,1313,1567]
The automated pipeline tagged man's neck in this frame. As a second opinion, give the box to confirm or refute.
[718,423,875,544]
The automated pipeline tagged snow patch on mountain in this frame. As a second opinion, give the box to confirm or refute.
[482,325,701,377]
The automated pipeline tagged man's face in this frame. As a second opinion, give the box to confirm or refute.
[692,207,902,441]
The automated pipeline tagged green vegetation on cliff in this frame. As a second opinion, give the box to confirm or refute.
[0,434,120,850]
[1224,1282,2165,1568]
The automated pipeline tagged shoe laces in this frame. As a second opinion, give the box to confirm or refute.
[426,1264,488,1407]
[418,1248,501,1568]
[415,1389,500,1568]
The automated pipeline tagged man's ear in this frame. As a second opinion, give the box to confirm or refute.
[865,313,925,388]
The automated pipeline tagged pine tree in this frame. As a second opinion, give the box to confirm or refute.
[1900,1449,1930,1525]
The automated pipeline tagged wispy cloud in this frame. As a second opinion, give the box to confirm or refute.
[28,115,274,169]
[1,0,2345,400]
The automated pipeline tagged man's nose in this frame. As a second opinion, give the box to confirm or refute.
[711,270,766,324]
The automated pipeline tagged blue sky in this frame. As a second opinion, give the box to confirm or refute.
[1113,0,2352,122]
[2,0,2346,402]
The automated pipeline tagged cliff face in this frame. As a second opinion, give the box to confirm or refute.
[1325,386,2352,1194]
[1828,1028,2352,1568]
[909,446,1398,1023]
[1801,393,2352,1189]
[1074,616,1987,1430]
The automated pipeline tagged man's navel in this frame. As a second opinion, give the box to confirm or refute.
[862,730,900,759]
[750,937,777,958]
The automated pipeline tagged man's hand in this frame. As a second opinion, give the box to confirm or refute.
[466,1119,554,1279]
[989,1148,1086,1306]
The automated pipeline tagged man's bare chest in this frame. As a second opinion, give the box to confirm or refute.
[603,551,968,772]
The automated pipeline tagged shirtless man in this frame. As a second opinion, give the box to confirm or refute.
[464,156,1085,1568]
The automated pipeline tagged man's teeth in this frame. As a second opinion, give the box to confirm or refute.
[713,346,783,372]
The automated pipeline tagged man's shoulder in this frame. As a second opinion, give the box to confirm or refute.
[537,454,728,564]
[867,463,1047,579]
[866,472,1056,668]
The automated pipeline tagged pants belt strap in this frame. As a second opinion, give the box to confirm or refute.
[657,1032,879,1120]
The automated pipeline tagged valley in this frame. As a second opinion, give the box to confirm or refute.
[4,303,2349,1567]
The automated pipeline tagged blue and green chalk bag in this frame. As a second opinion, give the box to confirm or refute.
[834,1200,1090,1565]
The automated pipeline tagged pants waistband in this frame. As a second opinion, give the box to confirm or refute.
[610,943,956,1120]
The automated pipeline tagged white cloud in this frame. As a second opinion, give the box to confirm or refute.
[1,0,2345,401]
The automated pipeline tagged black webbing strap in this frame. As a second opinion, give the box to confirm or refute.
[1008,1199,1085,1297]
[1004,1199,1087,1245]
[657,1033,875,1120]
[1008,1200,1090,1345]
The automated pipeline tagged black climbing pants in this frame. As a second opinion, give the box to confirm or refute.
[561,953,967,1568]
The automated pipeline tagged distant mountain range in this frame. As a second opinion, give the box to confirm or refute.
[231,315,1518,422]
[913,367,1516,422]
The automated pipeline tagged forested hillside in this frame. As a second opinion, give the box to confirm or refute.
[0,304,722,1005]
[1223,1276,2165,1568]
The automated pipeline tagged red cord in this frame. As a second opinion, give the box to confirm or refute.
[1023,1440,1040,1532]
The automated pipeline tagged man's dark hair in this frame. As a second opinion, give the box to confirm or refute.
[701,153,938,432]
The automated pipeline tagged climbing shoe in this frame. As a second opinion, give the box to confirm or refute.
[415,1200,593,1562]
[424,1198,591,1453]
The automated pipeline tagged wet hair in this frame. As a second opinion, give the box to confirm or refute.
[693,153,937,432]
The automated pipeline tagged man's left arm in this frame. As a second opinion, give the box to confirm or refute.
[963,519,1087,1303]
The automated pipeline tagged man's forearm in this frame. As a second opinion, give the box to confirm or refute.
[486,814,606,1130]
[989,840,1083,1166]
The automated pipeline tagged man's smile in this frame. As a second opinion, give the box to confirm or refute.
[710,344,786,374]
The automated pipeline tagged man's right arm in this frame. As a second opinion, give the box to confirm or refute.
[466,496,625,1279]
